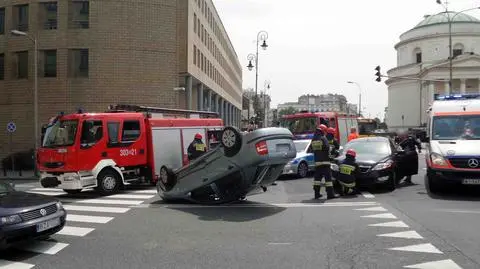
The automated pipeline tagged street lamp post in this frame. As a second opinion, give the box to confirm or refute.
[436,1,480,90]
[263,80,271,127]
[11,30,38,174]
[246,30,268,127]
[347,81,362,117]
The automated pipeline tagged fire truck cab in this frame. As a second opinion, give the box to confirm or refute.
[37,105,223,195]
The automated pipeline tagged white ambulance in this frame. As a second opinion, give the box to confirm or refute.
[425,94,480,193]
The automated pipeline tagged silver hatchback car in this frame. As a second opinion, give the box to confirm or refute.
[157,126,297,204]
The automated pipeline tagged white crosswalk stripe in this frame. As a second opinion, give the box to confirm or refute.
[106,194,155,200]
[0,260,35,269]
[30,188,64,192]
[57,226,95,237]
[16,241,69,255]
[67,214,114,224]
[63,205,131,213]
[75,199,144,205]
[132,189,157,194]
[27,191,62,196]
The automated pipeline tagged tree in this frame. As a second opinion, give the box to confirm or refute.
[278,107,298,118]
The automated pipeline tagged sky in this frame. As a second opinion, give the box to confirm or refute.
[212,0,480,120]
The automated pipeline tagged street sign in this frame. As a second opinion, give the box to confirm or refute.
[6,122,16,133]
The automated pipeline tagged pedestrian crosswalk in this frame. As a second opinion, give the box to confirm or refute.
[0,187,157,269]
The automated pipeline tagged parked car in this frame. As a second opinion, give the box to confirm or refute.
[0,182,67,249]
[157,126,297,204]
[331,136,406,191]
[282,139,315,178]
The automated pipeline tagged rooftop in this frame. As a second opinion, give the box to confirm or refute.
[413,11,480,29]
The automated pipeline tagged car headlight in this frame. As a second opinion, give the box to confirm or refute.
[289,159,299,165]
[373,160,394,171]
[331,164,339,171]
[431,153,448,166]
[56,201,63,210]
[0,214,22,226]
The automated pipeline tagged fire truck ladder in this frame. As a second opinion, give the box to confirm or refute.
[108,104,220,119]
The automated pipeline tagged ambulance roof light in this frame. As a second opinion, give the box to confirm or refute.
[435,93,480,100]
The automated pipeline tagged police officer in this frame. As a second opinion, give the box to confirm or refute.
[337,149,359,196]
[187,133,207,161]
[312,124,338,199]
[326,127,340,160]
[398,131,422,184]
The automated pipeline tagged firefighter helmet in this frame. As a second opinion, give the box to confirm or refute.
[346,149,356,158]
[317,124,328,132]
[327,127,336,134]
[195,133,203,139]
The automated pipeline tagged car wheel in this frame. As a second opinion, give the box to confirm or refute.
[95,169,121,195]
[158,166,176,192]
[425,173,442,194]
[220,126,243,157]
[63,189,82,195]
[297,162,308,178]
[386,171,397,191]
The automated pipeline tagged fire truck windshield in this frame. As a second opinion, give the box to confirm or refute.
[42,120,79,148]
[280,117,318,134]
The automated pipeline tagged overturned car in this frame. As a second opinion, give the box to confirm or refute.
[156,126,297,204]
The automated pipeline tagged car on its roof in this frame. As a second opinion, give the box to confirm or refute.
[331,136,406,191]
[157,126,297,204]
[0,182,67,249]
[282,139,315,178]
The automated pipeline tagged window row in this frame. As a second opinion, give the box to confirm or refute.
[0,0,89,34]
[0,49,89,80]
[193,12,241,87]
[194,0,241,76]
[193,45,235,97]
[413,44,464,64]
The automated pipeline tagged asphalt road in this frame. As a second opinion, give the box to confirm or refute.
[1,156,480,269]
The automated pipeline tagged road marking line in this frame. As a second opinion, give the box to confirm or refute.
[378,230,423,239]
[361,213,397,219]
[106,194,155,200]
[268,242,292,245]
[30,188,64,192]
[63,205,130,213]
[435,209,480,214]
[361,192,375,198]
[27,191,62,196]
[369,221,409,228]
[57,226,94,237]
[67,214,114,224]
[389,243,443,254]
[131,189,157,194]
[0,260,35,269]
[76,199,144,205]
[16,241,69,255]
[404,259,463,269]
[354,206,387,212]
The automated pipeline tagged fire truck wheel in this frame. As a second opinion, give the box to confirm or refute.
[221,126,243,157]
[96,169,121,195]
[159,166,176,191]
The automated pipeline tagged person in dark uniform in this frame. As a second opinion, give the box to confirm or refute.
[336,149,359,196]
[311,124,338,199]
[326,127,340,160]
[187,133,207,161]
[398,131,422,184]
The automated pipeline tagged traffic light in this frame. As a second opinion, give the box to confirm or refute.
[375,66,381,82]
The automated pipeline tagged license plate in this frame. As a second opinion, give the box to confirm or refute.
[462,179,480,185]
[276,144,290,152]
[36,218,60,233]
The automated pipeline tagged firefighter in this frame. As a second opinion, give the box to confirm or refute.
[348,127,359,142]
[312,124,338,199]
[187,133,207,161]
[336,149,359,196]
[398,131,422,184]
[326,127,340,159]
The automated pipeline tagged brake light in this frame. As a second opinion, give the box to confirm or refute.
[255,141,269,155]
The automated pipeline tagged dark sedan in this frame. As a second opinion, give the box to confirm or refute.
[0,182,67,249]
[331,137,405,191]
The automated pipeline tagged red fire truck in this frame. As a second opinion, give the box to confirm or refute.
[279,111,358,145]
[37,105,224,195]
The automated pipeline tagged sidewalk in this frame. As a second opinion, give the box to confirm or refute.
[0,170,38,180]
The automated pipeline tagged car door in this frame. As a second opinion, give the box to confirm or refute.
[107,119,147,167]
[77,119,106,173]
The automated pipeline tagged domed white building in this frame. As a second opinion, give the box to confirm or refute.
[386,11,480,131]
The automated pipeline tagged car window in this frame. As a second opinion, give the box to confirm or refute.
[294,141,310,153]
[80,120,103,146]
[122,120,141,141]
[344,140,391,155]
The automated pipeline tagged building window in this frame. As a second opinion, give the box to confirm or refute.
[70,0,89,29]
[0,8,5,35]
[44,50,57,77]
[16,51,29,79]
[453,49,463,58]
[193,45,197,65]
[201,53,204,71]
[0,54,4,80]
[194,13,197,34]
[15,5,29,32]
[41,2,57,30]
[69,49,89,77]
[416,52,422,63]
[197,18,200,37]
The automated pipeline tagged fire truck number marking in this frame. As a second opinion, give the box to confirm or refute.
[120,149,138,156]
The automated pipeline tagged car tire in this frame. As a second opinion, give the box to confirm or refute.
[220,126,243,157]
[425,173,442,194]
[386,171,397,192]
[159,165,176,192]
[297,162,309,178]
[63,189,82,195]
[95,169,121,195]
